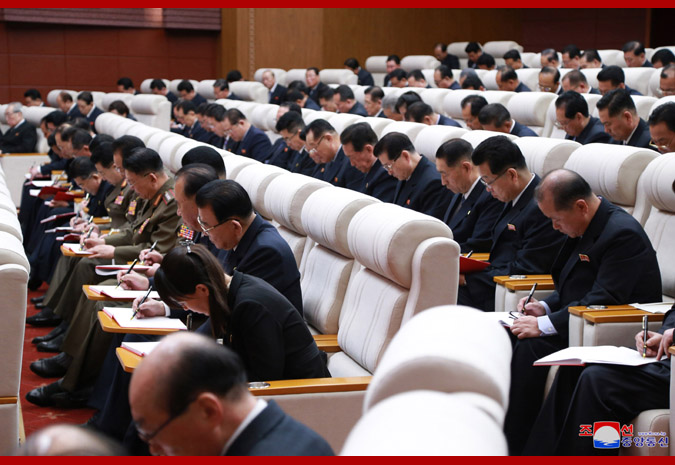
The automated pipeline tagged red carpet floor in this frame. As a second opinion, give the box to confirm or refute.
[22,284,96,437]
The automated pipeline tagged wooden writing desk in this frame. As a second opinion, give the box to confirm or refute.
[98,311,181,336]
[493,274,552,285]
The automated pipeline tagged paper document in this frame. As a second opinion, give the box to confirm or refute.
[95,265,153,276]
[90,285,160,300]
[62,243,93,255]
[630,302,674,314]
[103,307,186,330]
[30,180,54,187]
[485,312,514,327]
[534,346,657,367]
[121,341,162,357]
[29,189,41,197]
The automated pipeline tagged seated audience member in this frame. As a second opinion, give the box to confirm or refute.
[203,104,231,149]
[276,112,317,175]
[596,88,653,148]
[388,68,408,88]
[504,169,662,455]
[129,332,334,456]
[381,93,402,121]
[174,100,212,143]
[461,75,486,91]
[498,66,531,92]
[394,91,422,121]
[306,67,328,105]
[302,119,362,189]
[213,78,240,101]
[459,68,478,86]
[504,49,527,69]
[554,91,610,144]
[60,127,93,158]
[335,85,368,116]
[76,91,103,130]
[597,65,642,95]
[538,66,562,94]
[405,101,461,127]
[56,91,83,120]
[23,88,44,107]
[116,77,138,94]
[465,42,483,69]
[540,48,560,68]
[434,42,460,69]
[340,122,397,202]
[407,69,431,88]
[648,102,675,153]
[285,84,321,111]
[219,109,271,161]
[180,146,227,178]
[316,86,337,113]
[259,103,297,168]
[561,44,582,69]
[364,86,386,117]
[561,69,600,95]
[149,79,178,104]
[579,48,603,69]
[434,139,502,252]
[374,132,448,216]
[651,48,675,68]
[434,65,460,89]
[461,95,488,130]
[261,69,286,104]
[226,69,243,83]
[29,111,69,177]
[344,57,374,86]
[177,80,207,106]
[17,424,126,456]
[384,54,401,87]
[457,136,565,311]
[659,63,675,96]
[623,40,653,67]
[476,53,496,70]
[108,100,136,121]
[478,103,538,137]
[0,102,37,153]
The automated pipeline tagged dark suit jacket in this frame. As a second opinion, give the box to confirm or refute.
[86,106,104,131]
[545,198,662,341]
[66,104,84,121]
[357,68,375,86]
[222,214,303,314]
[288,149,318,176]
[359,159,397,203]
[515,82,532,92]
[268,84,287,104]
[265,138,295,169]
[185,120,213,144]
[165,91,178,104]
[304,98,321,111]
[0,120,37,153]
[565,116,611,144]
[443,182,503,253]
[191,93,207,106]
[308,82,329,105]
[438,114,462,127]
[375,109,388,118]
[589,87,601,95]
[642,60,654,68]
[235,126,272,162]
[512,121,538,137]
[393,155,449,216]
[321,147,363,191]
[383,74,391,87]
[608,118,653,149]
[449,81,461,90]
[626,85,642,96]
[442,54,460,70]
[226,400,334,456]
[87,180,114,218]
[347,101,368,116]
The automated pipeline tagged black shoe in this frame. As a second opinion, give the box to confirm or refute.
[32,321,68,345]
[26,307,62,327]
[81,412,101,430]
[27,277,43,292]
[30,295,45,304]
[25,379,65,407]
[36,332,65,353]
[51,386,93,409]
[34,302,47,309]
[29,352,72,378]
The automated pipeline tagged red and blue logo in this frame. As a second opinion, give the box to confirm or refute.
[592,422,621,449]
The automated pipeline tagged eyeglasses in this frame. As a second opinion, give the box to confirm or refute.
[553,118,572,130]
[649,140,671,152]
[126,172,151,187]
[308,134,326,154]
[479,169,509,188]
[197,215,235,234]
[538,84,555,92]
[134,397,196,443]
[282,130,300,143]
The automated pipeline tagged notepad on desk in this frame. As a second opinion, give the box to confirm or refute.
[460,256,490,274]
[103,307,186,330]
[630,302,674,314]
[121,341,162,357]
[534,346,657,367]
[29,180,55,188]
[95,265,153,276]
[91,285,160,300]
[61,243,93,255]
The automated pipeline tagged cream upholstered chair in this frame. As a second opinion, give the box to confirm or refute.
[94,112,125,137]
[349,85,366,105]
[597,49,626,67]
[341,390,508,456]
[590,95,657,121]
[168,79,200,95]
[46,89,78,107]
[319,69,358,85]
[362,116,394,138]
[328,113,365,135]
[126,124,161,145]
[507,92,558,136]
[223,153,260,182]
[514,137,581,178]
[156,135,192,171]
[111,118,137,139]
[483,40,523,57]
[543,92,602,139]
[146,130,180,154]
[420,69,437,88]
[514,68,541,94]
[0,209,22,241]
[284,68,308,85]
[101,92,134,112]
[215,99,259,120]
[129,95,171,131]
[196,79,216,100]
[380,121,427,143]
[461,129,518,147]
[400,55,441,72]
[446,41,476,69]
[250,103,279,132]
[139,78,170,94]
[303,110,337,125]
[623,68,660,98]
[229,81,269,103]
[481,70,500,90]
[580,68,602,90]
[443,89,487,124]
[263,173,330,271]
[420,88,451,115]
[253,68,287,86]
[364,56,388,87]
[412,125,468,162]
[169,140,214,174]
[235,164,288,222]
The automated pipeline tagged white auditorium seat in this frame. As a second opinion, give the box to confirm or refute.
[412,125,468,162]
[481,69,499,90]
[229,81,269,103]
[319,69,358,86]
[590,95,657,121]
[362,117,394,138]
[420,88,451,115]
[623,68,660,97]
[215,99,259,120]
[170,140,213,174]
[442,89,485,123]
[111,118,138,139]
[520,52,540,69]
[380,121,427,143]
[139,78,170,94]
[94,112,125,136]
[169,79,200,95]
[0,231,30,271]
[446,41,474,69]
[580,68,602,89]
[46,89,78,107]
[543,92,602,139]
[284,68,308,85]
[197,79,216,100]
[365,56,388,87]
[101,92,134,112]
[650,96,675,115]
[349,85,366,105]
[483,40,523,57]
[514,137,581,178]
[22,105,55,153]
[253,68,288,86]
[420,69,437,88]
[507,92,558,135]
[514,68,541,93]
[87,90,106,110]
[250,103,280,132]
[222,154,260,181]
[126,124,160,145]
[649,69,663,97]
[146,131,180,154]
[235,163,287,221]
[328,113,365,135]
[303,110,337,125]
[461,129,518,147]
[400,55,441,73]
[598,49,627,67]
[0,209,23,241]
[156,135,192,171]
[129,95,171,131]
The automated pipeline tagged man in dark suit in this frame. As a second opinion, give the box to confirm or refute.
[55,91,83,121]
[596,88,654,149]
[478,103,538,137]
[504,49,528,69]
[407,69,432,88]
[555,91,611,144]
[434,42,460,69]
[213,78,241,101]
[276,112,318,176]
[597,66,642,96]
[405,101,462,128]
[261,69,287,104]
[178,80,207,106]
[434,139,503,253]
[364,86,387,118]
[150,79,178,104]
[465,42,483,69]
[383,54,401,87]
[129,332,334,456]
[76,91,103,132]
[504,169,662,455]
[374,132,449,216]
[0,103,37,153]
[302,119,363,190]
[457,136,565,312]
[174,101,212,144]
[648,101,675,153]
[335,85,368,116]
[538,66,562,94]
[344,57,374,86]
[561,70,600,96]
[340,122,398,203]
[623,40,653,68]
[220,108,272,162]
[434,65,461,90]
[498,67,531,92]
[306,67,328,106]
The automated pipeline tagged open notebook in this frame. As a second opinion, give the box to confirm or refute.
[61,243,93,255]
[95,265,153,276]
[90,286,160,300]
[103,307,186,330]
[534,346,657,367]
[121,341,162,357]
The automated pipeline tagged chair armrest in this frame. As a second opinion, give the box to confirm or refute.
[582,310,665,324]
[93,217,111,225]
[493,274,552,285]
[568,305,636,317]
[313,334,341,352]
[504,280,555,291]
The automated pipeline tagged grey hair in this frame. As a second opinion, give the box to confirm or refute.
[6,102,22,113]
[381,93,398,111]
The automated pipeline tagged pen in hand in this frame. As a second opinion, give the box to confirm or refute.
[115,258,139,289]
[521,282,538,314]
[131,286,153,320]
[642,315,648,358]
[465,250,473,259]
[80,220,95,251]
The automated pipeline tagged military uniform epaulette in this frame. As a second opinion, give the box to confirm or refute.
[162,188,175,205]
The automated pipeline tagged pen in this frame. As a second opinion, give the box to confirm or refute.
[642,315,648,358]
[521,282,538,313]
[465,250,473,259]
[115,258,139,289]
[131,286,153,320]
[80,219,95,251]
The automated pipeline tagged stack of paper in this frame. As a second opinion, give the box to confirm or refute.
[630,302,674,314]
[90,285,160,300]
[103,307,186,330]
[121,341,162,357]
[534,346,657,367]
[61,243,93,255]
[95,265,153,276]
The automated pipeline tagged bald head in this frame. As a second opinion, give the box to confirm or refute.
[18,425,125,456]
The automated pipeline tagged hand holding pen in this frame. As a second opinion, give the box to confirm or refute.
[131,286,153,320]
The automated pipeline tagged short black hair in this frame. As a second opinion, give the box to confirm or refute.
[405,101,434,123]
[89,134,113,153]
[64,128,92,150]
[597,65,625,86]
[70,117,91,131]
[336,84,355,102]
[540,66,561,84]
[541,48,559,64]
[395,91,422,113]
[596,88,636,117]
[478,103,511,127]
[24,88,42,100]
[465,42,481,54]
[213,79,229,91]
[344,57,359,70]
[116,77,134,90]
[43,110,68,127]
[535,169,593,211]
[340,122,378,152]
[562,69,589,87]
[67,156,97,179]
[306,66,320,75]
[175,163,220,197]
[77,91,93,105]
[90,141,115,168]
[581,49,602,64]
[275,111,305,134]
[364,86,384,102]
[122,147,164,174]
[302,118,336,141]
[500,66,518,82]
[177,80,194,93]
[195,179,253,221]
[408,69,426,81]
[204,103,226,122]
[389,68,408,81]
[317,86,335,102]
[386,54,401,64]
[652,49,675,68]
[373,132,415,161]
[622,40,646,56]
[435,139,473,166]
[461,75,485,90]
[176,100,197,114]
[461,95,488,116]
[503,49,522,61]
[181,146,226,178]
[476,53,495,68]
[150,79,167,90]
[648,102,675,132]
[108,100,131,117]
[435,65,453,80]
[471,135,526,173]
[111,135,145,161]
[279,101,302,114]
[224,108,246,125]
[226,70,243,82]
[555,91,589,118]
[562,44,581,59]
[58,91,74,103]
[285,89,304,103]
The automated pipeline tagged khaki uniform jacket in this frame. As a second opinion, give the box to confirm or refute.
[103,179,139,230]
